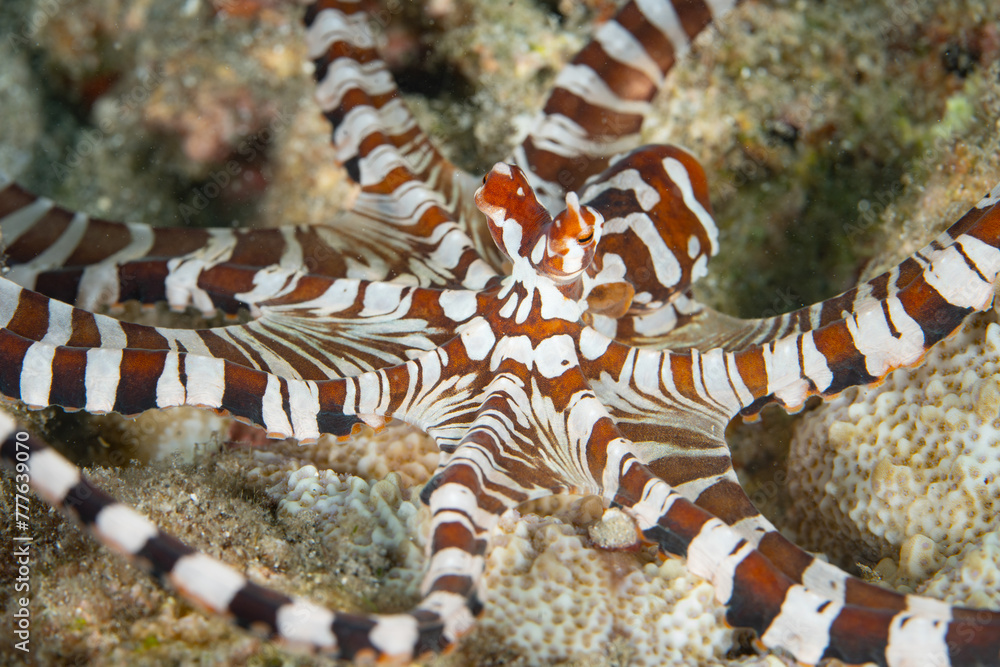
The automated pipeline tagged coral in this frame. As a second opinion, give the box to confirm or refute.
[257,423,441,489]
[248,452,430,606]
[923,531,1000,609]
[246,444,756,666]
[469,509,741,667]
[787,307,1000,598]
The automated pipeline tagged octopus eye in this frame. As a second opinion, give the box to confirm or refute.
[482,174,488,184]
[577,231,593,244]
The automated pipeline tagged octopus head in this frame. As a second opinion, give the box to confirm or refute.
[475,162,604,285]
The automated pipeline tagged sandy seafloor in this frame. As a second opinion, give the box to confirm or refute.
[0,0,999,665]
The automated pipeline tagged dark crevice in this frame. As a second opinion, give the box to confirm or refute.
[393,58,475,101]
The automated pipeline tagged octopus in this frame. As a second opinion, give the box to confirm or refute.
[1,0,1000,665]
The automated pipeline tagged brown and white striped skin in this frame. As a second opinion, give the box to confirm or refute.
[513,0,742,210]
[0,412,464,662]
[0,174,497,307]
[304,0,501,276]
[4,0,1000,665]
[5,161,1000,663]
